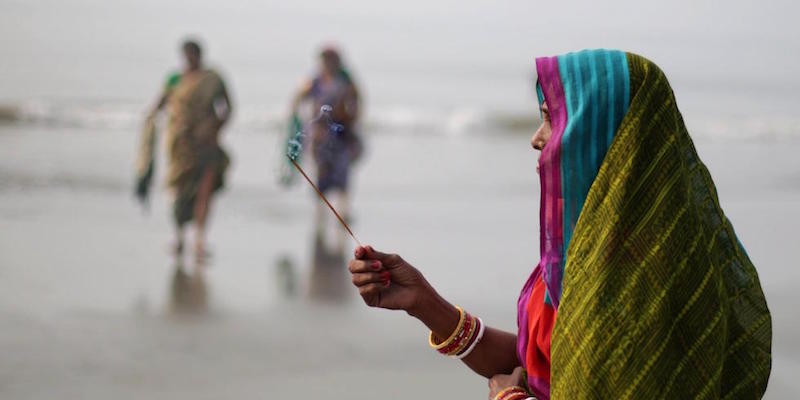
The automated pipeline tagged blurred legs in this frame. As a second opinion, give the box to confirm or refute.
[193,166,216,260]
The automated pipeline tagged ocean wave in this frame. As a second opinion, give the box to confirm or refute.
[0,169,125,193]
[1,100,798,140]
[0,100,142,130]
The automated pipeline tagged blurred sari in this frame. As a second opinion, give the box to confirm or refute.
[136,70,230,225]
[517,50,771,399]
[309,69,361,193]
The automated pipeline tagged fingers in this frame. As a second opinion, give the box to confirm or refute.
[357,282,386,301]
[351,271,391,287]
[348,258,383,273]
[365,247,399,263]
[487,375,503,398]
[353,245,381,260]
[353,245,403,267]
[354,245,369,260]
[488,374,504,387]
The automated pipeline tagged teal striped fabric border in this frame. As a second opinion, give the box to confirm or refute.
[556,49,630,301]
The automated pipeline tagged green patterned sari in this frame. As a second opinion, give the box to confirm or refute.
[521,50,771,399]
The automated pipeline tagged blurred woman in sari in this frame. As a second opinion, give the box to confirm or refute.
[289,46,362,246]
[136,39,233,261]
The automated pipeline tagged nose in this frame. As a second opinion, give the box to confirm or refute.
[531,131,545,150]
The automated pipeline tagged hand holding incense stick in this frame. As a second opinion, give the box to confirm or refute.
[287,105,361,245]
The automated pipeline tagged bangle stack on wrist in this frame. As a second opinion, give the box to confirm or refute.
[428,306,485,359]
[493,386,534,400]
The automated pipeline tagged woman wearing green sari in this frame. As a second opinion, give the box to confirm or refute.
[348,50,771,399]
[136,40,233,260]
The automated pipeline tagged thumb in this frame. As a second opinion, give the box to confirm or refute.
[511,367,526,384]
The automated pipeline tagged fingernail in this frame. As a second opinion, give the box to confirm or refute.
[371,261,381,270]
[383,279,391,287]
[380,271,390,280]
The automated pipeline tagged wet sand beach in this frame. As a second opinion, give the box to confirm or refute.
[1,124,798,398]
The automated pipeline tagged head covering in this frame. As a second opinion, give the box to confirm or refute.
[517,50,771,399]
[536,49,631,308]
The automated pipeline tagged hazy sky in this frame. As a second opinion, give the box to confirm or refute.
[1,0,798,109]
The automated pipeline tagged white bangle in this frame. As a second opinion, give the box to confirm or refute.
[455,317,485,359]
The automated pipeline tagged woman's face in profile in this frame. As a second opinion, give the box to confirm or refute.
[531,102,552,152]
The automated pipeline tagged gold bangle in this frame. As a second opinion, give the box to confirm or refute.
[428,306,465,350]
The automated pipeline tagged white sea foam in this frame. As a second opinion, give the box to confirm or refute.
[2,99,798,141]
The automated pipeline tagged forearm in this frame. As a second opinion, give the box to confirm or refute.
[217,109,231,129]
[408,289,460,338]
[461,326,519,378]
[290,94,303,114]
[151,93,167,116]
[409,290,519,378]
[291,82,312,114]
[216,87,233,129]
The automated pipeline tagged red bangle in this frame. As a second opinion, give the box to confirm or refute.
[455,316,482,357]
[438,313,474,355]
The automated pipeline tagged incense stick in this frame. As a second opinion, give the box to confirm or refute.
[290,158,361,246]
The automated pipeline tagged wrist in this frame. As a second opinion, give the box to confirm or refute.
[407,285,437,319]
[408,288,459,340]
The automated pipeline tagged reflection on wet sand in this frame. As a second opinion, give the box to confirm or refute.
[308,234,351,303]
[275,254,298,298]
[168,262,209,315]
